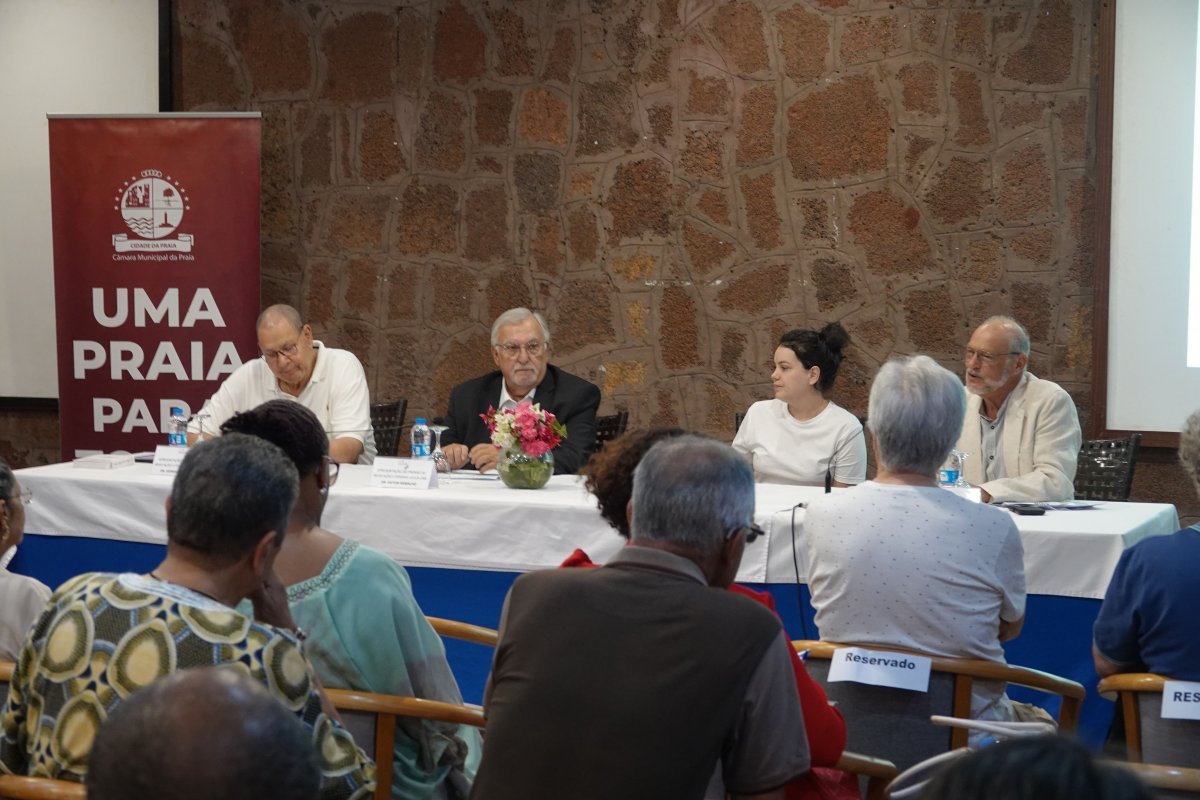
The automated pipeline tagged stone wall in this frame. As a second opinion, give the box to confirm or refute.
[170,0,1098,441]
[5,0,1194,518]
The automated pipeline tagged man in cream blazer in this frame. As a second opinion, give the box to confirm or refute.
[955,316,1081,503]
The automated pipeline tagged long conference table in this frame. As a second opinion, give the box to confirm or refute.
[11,462,1180,746]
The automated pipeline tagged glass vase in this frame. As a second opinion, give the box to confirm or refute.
[497,449,554,489]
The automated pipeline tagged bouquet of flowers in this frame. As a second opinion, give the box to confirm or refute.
[481,401,566,457]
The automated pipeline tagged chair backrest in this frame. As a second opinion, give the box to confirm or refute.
[425,616,498,647]
[593,411,629,451]
[734,410,746,433]
[836,750,898,800]
[1075,433,1142,501]
[0,777,86,800]
[370,399,408,457]
[325,688,484,800]
[794,641,1085,772]
[1118,762,1200,799]
[1099,673,1200,768]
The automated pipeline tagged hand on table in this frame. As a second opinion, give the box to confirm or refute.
[249,565,298,633]
[443,443,470,470]
[470,442,500,473]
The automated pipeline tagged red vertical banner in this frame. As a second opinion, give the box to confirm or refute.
[48,115,261,460]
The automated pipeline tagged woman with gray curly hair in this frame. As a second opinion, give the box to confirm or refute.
[1093,410,1200,680]
[0,457,51,660]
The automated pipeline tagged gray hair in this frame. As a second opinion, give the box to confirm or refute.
[1180,410,1200,494]
[168,434,299,564]
[630,435,754,553]
[981,315,1031,357]
[491,307,551,345]
[868,355,967,476]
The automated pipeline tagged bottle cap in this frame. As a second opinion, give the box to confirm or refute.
[415,417,427,424]
[171,407,182,415]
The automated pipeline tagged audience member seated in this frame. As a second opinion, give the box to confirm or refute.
[222,400,479,799]
[0,435,374,797]
[806,355,1027,725]
[733,322,865,486]
[0,459,49,661]
[920,735,1150,800]
[1093,407,1200,681]
[87,666,320,800]
[187,303,376,464]
[441,307,600,475]
[574,427,853,800]
[954,315,1081,502]
[472,435,809,800]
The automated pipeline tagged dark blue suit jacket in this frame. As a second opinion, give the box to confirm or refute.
[442,364,601,475]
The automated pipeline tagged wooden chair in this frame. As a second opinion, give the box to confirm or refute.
[593,411,629,451]
[425,616,498,648]
[369,399,409,457]
[325,688,484,800]
[1117,762,1200,798]
[1075,433,1141,501]
[734,410,746,433]
[793,640,1085,771]
[835,750,898,800]
[0,777,85,800]
[1099,673,1200,768]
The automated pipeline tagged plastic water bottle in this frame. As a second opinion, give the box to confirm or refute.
[168,407,188,447]
[411,418,431,459]
[938,452,961,487]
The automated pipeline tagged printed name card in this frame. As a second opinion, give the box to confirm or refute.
[152,445,188,475]
[827,647,932,692]
[942,486,983,503]
[1161,681,1200,720]
[369,457,438,490]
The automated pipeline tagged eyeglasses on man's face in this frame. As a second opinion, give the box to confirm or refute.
[725,523,764,544]
[261,340,301,362]
[495,340,547,359]
[963,347,1020,366]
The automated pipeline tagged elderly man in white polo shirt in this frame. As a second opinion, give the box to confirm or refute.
[186,304,375,464]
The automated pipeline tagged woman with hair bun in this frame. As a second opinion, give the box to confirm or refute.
[733,322,866,486]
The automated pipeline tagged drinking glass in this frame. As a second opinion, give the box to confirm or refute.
[429,424,450,473]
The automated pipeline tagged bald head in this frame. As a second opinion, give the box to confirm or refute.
[87,666,319,800]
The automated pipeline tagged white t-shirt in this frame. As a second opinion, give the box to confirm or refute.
[0,565,51,661]
[732,399,866,485]
[804,481,1026,715]
[187,341,377,464]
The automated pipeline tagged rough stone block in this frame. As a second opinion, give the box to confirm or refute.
[320,11,395,102]
[710,1,769,75]
[324,192,390,253]
[486,6,534,77]
[433,1,486,85]
[514,152,561,213]
[717,263,789,313]
[682,222,735,276]
[554,278,617,354]
[737,84,776,166]
[681,129,725,179]
[415,90,467,173]
[659,285,701,369]
[519,89,569,146]
[567,205,599,265]
[475,88,514,148]
[848,188,933,277]
[902,285,961,354]
[464,185,511,263]
[607,158,672,240]
[685,71,732,117]
[577,79,639,155]
[739,171,783,252]
[359,109,407,183]
[230,0,309,95]
[396,180,458,255]
[999,0,1077,88]
[788,74,890,181]
[776,5,830,84]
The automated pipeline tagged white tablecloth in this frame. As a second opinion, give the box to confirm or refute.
[15,464,1180,598]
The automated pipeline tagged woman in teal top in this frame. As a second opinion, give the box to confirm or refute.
[224,400,480,800]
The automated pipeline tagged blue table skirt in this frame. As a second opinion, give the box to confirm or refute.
[11,533,1112,747]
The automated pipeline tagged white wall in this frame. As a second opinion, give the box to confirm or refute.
[0,0,158,397]
[1107,0,1200,433]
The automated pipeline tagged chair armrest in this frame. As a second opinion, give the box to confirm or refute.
[426,616,499,647]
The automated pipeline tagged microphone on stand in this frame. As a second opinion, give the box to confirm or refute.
[825,466,832,494]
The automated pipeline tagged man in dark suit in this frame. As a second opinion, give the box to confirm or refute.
[441,308,601,475]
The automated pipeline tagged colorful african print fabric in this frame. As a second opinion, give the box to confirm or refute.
[0,572,375,798]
